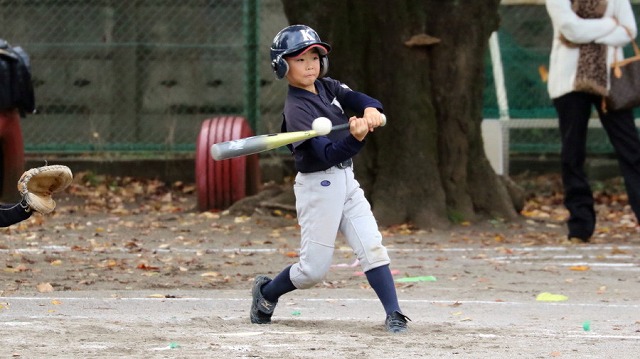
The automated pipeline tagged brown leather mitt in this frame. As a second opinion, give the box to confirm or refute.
[17,165,73,214]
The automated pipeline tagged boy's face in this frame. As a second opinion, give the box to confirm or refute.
[285,49,320,92]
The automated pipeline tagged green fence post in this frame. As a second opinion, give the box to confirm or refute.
[243,0,259,132]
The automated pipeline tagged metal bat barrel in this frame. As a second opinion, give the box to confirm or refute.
[211,134,282,161]
[211,130,322,161]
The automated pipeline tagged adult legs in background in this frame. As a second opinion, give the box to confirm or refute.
[553,92,596,241]
[597,105,640,222]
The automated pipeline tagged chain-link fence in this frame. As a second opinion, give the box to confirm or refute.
[1,0,639,155]
[1,0,290,154]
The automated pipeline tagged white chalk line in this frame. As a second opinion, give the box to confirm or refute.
[464,332,640,341]
[0,244,636,255]
[491,254,635,260]
[2,296,639,308]
[212,330,640,341]
[1,245,636,273]
[490,259,638,268]
[210,331,312,337]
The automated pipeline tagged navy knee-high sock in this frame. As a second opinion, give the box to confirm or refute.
[365,264,401,315]
[261,265,296,302]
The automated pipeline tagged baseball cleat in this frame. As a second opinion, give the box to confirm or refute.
[250,275,278,324]
[385,311,411,333]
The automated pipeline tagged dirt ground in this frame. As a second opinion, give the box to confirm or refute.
[1,172,639,358]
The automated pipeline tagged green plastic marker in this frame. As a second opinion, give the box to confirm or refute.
[396,276,437,283]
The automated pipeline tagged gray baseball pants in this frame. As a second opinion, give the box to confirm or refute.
[289,164,390,289]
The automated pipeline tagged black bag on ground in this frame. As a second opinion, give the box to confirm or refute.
[0,39,35,116]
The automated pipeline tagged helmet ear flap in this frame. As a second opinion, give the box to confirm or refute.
[319,55,329,78]
[272,55,289,79]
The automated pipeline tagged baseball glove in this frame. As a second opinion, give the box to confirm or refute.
[17,165,73,214]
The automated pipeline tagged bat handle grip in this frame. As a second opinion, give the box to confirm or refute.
[330,113,387,132]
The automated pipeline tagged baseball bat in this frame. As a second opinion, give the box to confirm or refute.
[210,114,386,161]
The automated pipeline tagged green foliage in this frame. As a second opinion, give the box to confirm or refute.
[447,209,466,224]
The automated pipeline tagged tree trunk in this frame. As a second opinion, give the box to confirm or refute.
[281,0,519,228]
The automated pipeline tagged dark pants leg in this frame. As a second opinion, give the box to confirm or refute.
[553,92,596,240]
[595,104,640,220]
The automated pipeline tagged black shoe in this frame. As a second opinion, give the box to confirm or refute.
[250,275,277,324]
[565,236,590,244]
[385,311,410,333]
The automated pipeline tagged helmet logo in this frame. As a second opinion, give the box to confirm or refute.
[300,29,317,42]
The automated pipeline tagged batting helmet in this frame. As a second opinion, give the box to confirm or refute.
[270,25,331,80]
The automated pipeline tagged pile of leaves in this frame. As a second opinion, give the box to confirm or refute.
[4,171,638,244]
[61,171,198,215]
[515,173,638,242]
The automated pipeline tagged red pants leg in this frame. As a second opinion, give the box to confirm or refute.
[0,109,24,202]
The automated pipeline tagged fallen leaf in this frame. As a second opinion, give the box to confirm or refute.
[37,283,54,293]
[538,65,548,82]
[569,265,590,271]
[137,263,160,271]
[148,294,166,298]
[200,272,220,277]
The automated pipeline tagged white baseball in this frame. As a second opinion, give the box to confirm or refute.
[311,117,333,136]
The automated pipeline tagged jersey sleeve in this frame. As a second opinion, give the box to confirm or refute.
[325,78,384,115]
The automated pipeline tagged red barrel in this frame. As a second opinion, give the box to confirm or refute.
[195,118,211,211]
[195,116,261,211]
[0,109,24,202]
[233,119,261,202]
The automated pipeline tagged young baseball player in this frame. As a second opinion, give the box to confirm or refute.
[250,24,410,333]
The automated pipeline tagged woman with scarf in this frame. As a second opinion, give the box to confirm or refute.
[546,0,638,242]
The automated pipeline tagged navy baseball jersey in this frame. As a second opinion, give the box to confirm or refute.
[282,77,383,173]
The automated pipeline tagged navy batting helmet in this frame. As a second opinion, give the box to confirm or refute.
[270,25,331,80]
